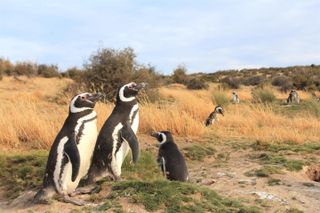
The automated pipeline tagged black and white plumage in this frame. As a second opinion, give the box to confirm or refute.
[34,93,102,205]
[232,91,240,104]
[151,131,188,182]
[86,82,146,183]
[205,105,224,126]
[287,90,300,104]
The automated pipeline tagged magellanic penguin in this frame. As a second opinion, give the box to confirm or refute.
[205,105,224,126]
[86,82,146,183]
[151,131,189,182]
[33,93,102,206]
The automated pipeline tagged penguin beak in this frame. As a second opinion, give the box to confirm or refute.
[150,131,159,138]
[88,93,103,103]
[220,110,224,116]
[132,82,147,91]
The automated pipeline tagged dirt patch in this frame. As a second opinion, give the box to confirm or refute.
[306,165,320,182]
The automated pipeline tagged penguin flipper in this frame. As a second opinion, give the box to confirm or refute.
[64,135,80,182]
[121,124,139,163]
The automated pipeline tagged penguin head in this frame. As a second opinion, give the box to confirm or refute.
[117,82,146,103]
[151,131,174,145]
[214,105,224,116]
[70,93,102,113]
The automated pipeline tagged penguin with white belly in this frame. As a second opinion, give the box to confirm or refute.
[86,82,146,183]
[33,92,102,206]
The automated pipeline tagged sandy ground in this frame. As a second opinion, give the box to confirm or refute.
[0,135,319,213]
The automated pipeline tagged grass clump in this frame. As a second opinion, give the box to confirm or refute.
[252,141,320,153]
[212,90,230,106]
[122,151,162,180]
[267,178,282,186]
[184,144,216,161]
[252,88,276,103]
[250,153,304,171]
[0,151,48,199]
[102,180,261,213]
[244,166,282,177]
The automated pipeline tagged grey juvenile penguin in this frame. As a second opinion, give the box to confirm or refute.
[151,131,189,182]
[34,93,102,206]
[86,82,146,183]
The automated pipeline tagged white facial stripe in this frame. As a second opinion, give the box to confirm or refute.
[54,136,69,193]
[70,94,92,113]
[74,111,97,137]
[159,133,167,145]
[119,83,136,102]
[216,107,223,112]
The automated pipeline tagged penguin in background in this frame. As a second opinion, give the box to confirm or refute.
[205,105,224,126]
[33,92,102,206]
[151,131,189,182]
[86,82,146,183]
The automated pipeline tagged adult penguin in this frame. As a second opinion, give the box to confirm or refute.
[33,93,102,206]
[87,82,146,183]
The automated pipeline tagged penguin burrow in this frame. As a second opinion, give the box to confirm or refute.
[33,92,102,206]
[151,131,189,182]
[205,105,224,126]
[86,82,146,183]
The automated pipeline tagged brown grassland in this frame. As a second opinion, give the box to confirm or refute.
[0,76,319,151]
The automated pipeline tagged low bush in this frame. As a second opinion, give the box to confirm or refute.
[186,78,208,90]
[252,88,276,103]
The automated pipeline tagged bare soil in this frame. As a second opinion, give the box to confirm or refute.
[0,135,319,213]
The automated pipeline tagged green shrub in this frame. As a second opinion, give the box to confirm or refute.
[37,64,60,78]
[252,88,276,103]
[220,77,241,89]
[186,78,208,90]
[172,65,189,84]
[14,61,38,77]
[82,47,160,102]
[243,76,265,86]
[212,90,229,106]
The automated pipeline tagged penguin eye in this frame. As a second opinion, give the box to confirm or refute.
[81,96,85,100]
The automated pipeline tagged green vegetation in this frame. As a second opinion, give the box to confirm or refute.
[252,88,276,103]
[212,90,230,106]
[251,141,320,154]
[0,151,48,198]
[122,151,163,180]
[184,144,216,161]
[244,166,282,177]
[92,180,261,213]
[267,178,282,186]
[250,153,304,171]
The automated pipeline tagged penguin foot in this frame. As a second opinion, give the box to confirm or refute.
[63,195,87,206]
[70,185,101,196]
[113,175,122,182]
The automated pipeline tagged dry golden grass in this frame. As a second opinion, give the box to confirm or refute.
[0,77,319,150]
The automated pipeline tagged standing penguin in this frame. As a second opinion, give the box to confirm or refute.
[205,105,224,126]
[34,93,102,206]
[151,131,189,182]
[86,82,146,183]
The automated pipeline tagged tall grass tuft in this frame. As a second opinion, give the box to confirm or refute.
[252,88,276,103]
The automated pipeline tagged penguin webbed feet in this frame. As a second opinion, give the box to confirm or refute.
[70,185,101,196]
[32,187,55,205]
[62,195,87,206]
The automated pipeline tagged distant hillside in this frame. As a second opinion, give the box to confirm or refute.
[192,64,320,91]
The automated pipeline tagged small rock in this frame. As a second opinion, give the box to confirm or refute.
[251,191,287,205]
[226,172,236,178]
[238,179,256,185]
[217,172,226,177]
[202,179,216,185]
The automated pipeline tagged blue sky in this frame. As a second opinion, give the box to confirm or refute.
[0,0,319,74]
